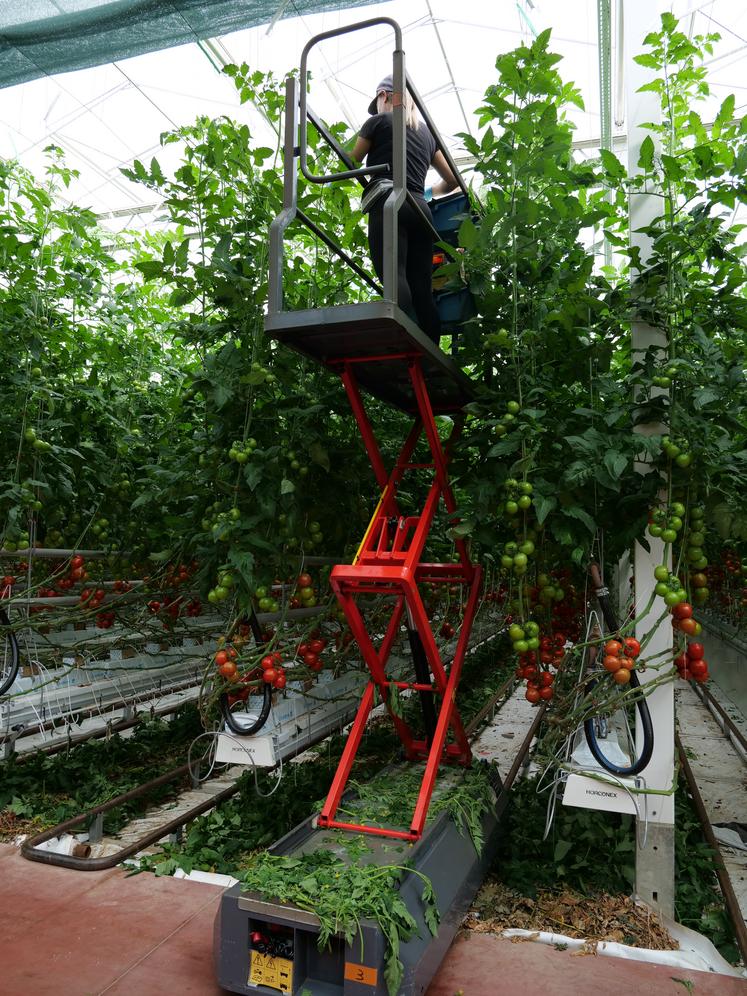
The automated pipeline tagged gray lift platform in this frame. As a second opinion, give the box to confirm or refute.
[214,764,506,996]
[265,301,474,415]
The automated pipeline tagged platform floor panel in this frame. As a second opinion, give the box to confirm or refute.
[1,843,743,995]
[265,301,474,414]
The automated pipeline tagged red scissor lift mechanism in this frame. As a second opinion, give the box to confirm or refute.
[266,16,479,843]
[319,359,480,842]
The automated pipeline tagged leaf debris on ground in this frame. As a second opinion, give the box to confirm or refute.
[464,878,678,951]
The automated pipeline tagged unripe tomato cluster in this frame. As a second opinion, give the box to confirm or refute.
[500,536,535,578]
[493,399,521,438]
[201,501,241,539]
[649,501,686,545]
[661,435,693,468]
[228,437,258,464]
[674,642,709,683]
[600,636,640,685]
[652,564,688,607]
[208,570,236,605]
[501,477,533,517]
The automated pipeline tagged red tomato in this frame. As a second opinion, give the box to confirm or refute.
[71,555,85,569]
[672,603,693,620]
[297,573,313,589]
[539,686,554,700]
[218,661,237,679]
[309,639,325,655]
[260,655,275,670]
[688,659,707,679]
[674,653,687,669]
[603,654,622,672]
[262,668,277,684]
[303,651,319,667]
[539,671,554,687]
[525,687,541,703]
[604,639,623,657]
[274,673,287,690]
[622,637,641,658]
[687,642,705,659]
[678,618,698,636]
[215,650,228,667]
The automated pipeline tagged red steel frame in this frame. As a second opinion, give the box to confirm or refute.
[318,356,481,841]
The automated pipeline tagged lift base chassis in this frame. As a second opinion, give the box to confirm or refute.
[214,776,506,996]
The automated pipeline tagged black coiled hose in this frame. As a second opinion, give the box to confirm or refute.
[0,607,20,696]
[218,608,272,737]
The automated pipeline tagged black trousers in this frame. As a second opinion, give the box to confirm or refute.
[368,196,441,343]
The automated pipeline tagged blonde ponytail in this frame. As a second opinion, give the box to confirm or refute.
[376,89,422,130]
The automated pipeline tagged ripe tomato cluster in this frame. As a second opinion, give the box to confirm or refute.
[674,642,709,682]
[517,632,566,703]
[295,632,327,672]
[600,636,640,685]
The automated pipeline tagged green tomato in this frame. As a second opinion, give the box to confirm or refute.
[653,565,669,582]
[219,572,234,587]
[648,524,662,538]
[513,639,529,654]
[690,506,704,520]
[525,621,540,637]
[519,482,533,495]
[655,582,669,597]
[661,529,677,544]
[694,557,708,570]
[207,589,218,604]
[506,400,521,414]
[670,502,686,517]
[255,586,268,599]
[258,596,273,612]
[513,564,527,577]
[505,501,519,516]
[537,573,549,588]
[668,516,683,532]
[500,555,514,569]
[493,424,507,437]
[688,531,705,547]
[675,452,692,468]
[663,590,681,607]
[508,624,525,641]
[517,495,532,510]
[504,542,518,555]
[513,553,528,568]
[519,540,535,556]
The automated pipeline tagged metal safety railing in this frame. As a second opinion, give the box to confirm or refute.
[268,16,470,316]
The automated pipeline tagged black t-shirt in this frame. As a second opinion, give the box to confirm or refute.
[359,113,436,195]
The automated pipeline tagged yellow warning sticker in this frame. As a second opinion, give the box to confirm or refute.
[248,951,293,993]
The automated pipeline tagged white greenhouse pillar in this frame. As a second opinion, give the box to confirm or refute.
[624,0,675,915]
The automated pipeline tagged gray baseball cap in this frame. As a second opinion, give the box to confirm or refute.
[368,75,393,114]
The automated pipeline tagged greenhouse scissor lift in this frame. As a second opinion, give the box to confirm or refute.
[215,17,502,996]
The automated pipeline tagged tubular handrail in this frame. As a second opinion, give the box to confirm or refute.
[299,17,402,185]
[268,15,470,316]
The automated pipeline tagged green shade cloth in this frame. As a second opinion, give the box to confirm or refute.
[0,0,380,90]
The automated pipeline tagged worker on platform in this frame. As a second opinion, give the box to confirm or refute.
[351,76,458,344]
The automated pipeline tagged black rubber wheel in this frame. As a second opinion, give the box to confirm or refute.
[0,607,20,696]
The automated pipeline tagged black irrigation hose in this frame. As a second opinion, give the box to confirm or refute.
[218,608,273,738]
[0,606,20,696]
[583,563,654,777]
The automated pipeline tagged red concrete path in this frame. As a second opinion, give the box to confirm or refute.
[0,844,744,995]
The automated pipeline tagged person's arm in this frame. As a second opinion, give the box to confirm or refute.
[350,135,372,164]
[431,148,459,197]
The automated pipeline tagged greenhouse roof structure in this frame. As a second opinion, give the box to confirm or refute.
[1,0,746,229]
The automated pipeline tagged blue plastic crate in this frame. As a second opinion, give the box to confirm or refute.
[435,287,476,330]
[430,192,470,242]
